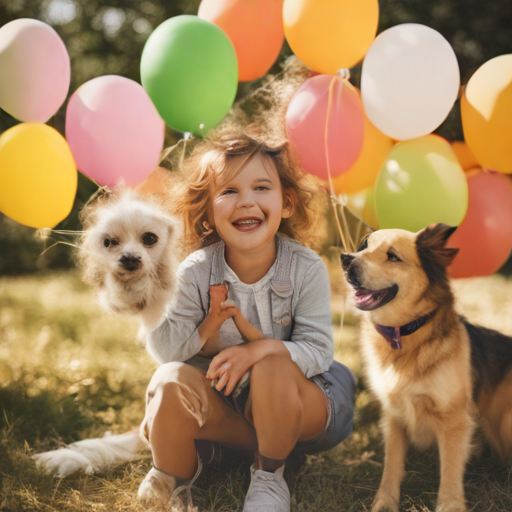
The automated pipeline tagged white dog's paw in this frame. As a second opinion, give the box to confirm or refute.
[33,449,95,477]
[371,490,399,512]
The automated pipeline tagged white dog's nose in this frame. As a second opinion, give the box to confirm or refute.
[119,253,142,271]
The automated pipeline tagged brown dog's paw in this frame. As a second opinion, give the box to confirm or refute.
[371,491,399,512]
[436,502,467,512]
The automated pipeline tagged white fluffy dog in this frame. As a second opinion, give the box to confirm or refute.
[34,187,181,476]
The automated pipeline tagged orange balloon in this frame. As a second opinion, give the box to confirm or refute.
[461,54,512,174]
[199,0,284,82]
[451,141,479,172]
[447,170,512,278]
[333,95,393,195]
[283,0,379,74]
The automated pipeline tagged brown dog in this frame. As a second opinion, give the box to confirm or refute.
[341,223,512,512]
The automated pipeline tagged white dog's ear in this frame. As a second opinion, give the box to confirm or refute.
[416,223,459,283]
[111,178,127,197]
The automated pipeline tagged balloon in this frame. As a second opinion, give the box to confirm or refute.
[0,124,77,229]
[140,15,238,135]
[448,170,512,278]
[451,141,479,172]
[286,75,364,180]
[198,0,284,82]
[283,0,379,74]
[333,93,393,195]
[346,188,379,230]
[461,55,512,174]
[66,75,165,188]
[375,135,468,232]
[361,24,460,141]
[0,19,70,123]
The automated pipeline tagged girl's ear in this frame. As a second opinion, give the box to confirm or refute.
[282,189,297,219]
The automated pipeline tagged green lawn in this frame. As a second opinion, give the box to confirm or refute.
[1,270,512,511]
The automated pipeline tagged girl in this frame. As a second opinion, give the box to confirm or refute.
[137,128,356,512]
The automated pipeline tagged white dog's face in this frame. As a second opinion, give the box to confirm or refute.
[88,196,173,281]
[78,189,180,320]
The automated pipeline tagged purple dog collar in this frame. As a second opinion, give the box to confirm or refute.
[374,310,437,350]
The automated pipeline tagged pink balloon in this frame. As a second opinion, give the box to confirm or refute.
[448,170,512,278]
[286,74,364,180]
[66,76,165,187]
[0,19,70,123]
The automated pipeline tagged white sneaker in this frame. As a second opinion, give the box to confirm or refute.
[138,457,202,511]
[242,464,290,512]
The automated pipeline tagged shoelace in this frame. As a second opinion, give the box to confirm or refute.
[168,458,203,512]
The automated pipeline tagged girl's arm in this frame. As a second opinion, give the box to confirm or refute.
[145,258,213,364]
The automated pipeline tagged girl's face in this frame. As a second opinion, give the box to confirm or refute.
[211,153,293,256]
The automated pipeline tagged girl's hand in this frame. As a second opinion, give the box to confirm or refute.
[206,339,290,395]
[208,284,238,328]
[206,344,258,396]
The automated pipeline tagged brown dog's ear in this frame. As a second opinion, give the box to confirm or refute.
[416,223,459,283]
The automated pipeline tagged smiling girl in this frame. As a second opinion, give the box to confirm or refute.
[137,128,356,512]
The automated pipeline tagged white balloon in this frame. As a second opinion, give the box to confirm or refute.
[361,23,460,141]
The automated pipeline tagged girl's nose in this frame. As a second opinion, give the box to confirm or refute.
[236,189,255,208]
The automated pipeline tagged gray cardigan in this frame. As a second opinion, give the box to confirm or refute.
[146,233,334,378]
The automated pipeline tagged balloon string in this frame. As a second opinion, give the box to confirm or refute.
[324,74,356,253]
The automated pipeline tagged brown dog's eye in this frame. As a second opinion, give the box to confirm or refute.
[387,251,402,262]
[104,238,110,248]
[142,232,158,246]
[358,238,368,252]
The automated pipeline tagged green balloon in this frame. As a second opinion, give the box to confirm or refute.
[375,135,468,232]
[141,15,238,135]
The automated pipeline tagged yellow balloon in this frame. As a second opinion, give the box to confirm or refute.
[0,123,77,228]
[461,54,512,174]
[451,141,479,172]
[333,101,393,195]
[283,0,379,74]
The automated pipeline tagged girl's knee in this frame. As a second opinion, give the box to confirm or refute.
[143,362,211,436]
[250,354,296,384]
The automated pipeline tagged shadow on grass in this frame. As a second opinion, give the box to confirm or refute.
[0,381,93,446]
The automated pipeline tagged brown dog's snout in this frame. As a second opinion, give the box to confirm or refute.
[340,253,355,271]
[119,253,142,271]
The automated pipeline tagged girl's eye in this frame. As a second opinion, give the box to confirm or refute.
[357,238,368,252]
[142,232,158,246]
[387,251,402,262]
[221,189,236,195]
[255,186,269,191]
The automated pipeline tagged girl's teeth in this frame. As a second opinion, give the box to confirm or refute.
[236,220,258,224]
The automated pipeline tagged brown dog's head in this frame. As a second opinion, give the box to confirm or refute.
[340,223,459,324]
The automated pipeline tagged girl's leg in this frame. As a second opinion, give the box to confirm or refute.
[245,354,328,461]
[142,362,258,480]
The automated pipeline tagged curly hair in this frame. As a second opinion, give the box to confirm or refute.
[170,125,328,256]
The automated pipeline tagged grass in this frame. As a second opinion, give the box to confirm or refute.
[1,270,512,511]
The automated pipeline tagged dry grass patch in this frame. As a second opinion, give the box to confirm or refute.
[1,271,512,511]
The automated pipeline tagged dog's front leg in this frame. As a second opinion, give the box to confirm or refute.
[372,413,407,512]
[435,410,472,512]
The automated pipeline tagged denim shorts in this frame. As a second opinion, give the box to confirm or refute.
[216,361,356,456]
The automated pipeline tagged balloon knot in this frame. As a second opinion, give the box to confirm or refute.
[38,228,52,240]
[337,68,351,80]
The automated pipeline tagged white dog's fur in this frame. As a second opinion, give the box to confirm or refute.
[78,188,180,332]
[34,188,181,476]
